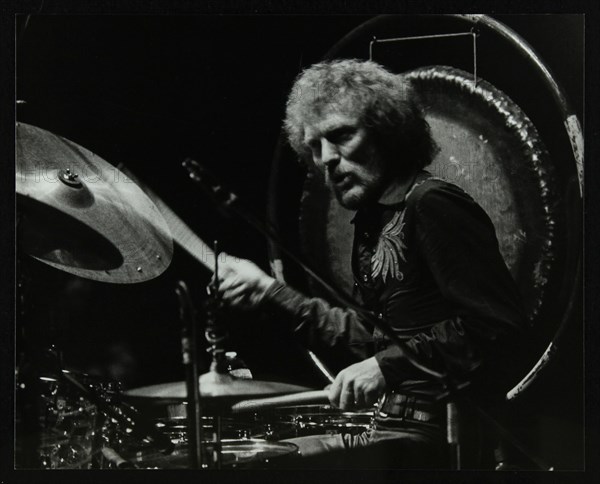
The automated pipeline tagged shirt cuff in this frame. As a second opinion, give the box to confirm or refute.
[261,280,307,318]
[374,345,417,388]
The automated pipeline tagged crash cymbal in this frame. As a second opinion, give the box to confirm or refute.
[16,122,173,283]
[124,377,314,404]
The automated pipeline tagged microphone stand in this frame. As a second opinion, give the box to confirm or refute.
[182,158,553,471]
[175,280,203,469]
[177,245,238,470]
[199,240,231,470]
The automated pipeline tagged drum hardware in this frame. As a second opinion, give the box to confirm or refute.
[16,345,67,468]
[230,393,375,442]
[152,415,260,444]
[175,279,203,468]
[123,243,316,468]
[265,405,375,439]
[169,244,262,468]
[60,371,175,454]
[16,364,132,469]
[15,294,174,468]
[198,240,228,469]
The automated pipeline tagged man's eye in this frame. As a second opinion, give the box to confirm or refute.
[308,140,321,157]
[328,129,354,144]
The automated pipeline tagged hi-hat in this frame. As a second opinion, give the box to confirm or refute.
[124,378,314,404]
[16,122,173,283]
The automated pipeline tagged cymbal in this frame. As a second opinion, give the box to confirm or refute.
[16,122,173,283]
[124,376,314,404]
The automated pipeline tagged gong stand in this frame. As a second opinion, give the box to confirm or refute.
[183,158,553,470]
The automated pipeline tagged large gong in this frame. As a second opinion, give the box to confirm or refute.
[267,15,582,394]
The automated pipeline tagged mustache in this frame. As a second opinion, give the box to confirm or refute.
[328,168,353,183]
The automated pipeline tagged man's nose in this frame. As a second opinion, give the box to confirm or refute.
[321,139,340,167]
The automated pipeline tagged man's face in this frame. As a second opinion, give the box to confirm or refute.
[303,112,388,210]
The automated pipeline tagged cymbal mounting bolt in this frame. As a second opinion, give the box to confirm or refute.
[58,168,83,187]
[65,168,79,181]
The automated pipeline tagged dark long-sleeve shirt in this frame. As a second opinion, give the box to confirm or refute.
[263,173,528,400]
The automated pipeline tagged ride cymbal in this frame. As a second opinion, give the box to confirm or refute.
[16,122,173,283]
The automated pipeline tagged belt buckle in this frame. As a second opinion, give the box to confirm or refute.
[377,392,435,425]
[379,392,409,420]
[400,394,414,421]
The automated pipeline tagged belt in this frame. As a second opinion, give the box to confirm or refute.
[375,392,439,424]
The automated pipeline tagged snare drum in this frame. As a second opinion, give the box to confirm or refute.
[153,415,263,443]
[258,404,374,440]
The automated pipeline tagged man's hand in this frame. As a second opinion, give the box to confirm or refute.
[214,254,276,309]
[328,357,386,410]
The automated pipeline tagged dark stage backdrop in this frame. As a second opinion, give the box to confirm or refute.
[15,15,583,468]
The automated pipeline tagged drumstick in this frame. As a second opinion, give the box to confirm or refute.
[119,164,215,271]
[230,390,329,414]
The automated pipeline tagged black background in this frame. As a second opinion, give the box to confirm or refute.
[10,10,588,474]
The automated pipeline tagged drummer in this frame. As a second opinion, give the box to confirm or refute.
[215,59,527,468]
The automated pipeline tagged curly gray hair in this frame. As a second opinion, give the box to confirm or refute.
[284,59,438,173]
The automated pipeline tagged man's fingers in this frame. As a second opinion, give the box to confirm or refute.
[339,378,355,410]
[221,286,249,305]
[215,258,234,276]
[228,294,248,308]
[354,387,367,410]
[366,383,382,407]
[217,277,245,292]
[328,372,344,408]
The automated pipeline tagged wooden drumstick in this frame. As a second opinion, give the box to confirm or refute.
[230,390,329,414]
